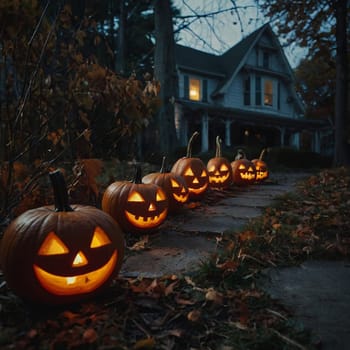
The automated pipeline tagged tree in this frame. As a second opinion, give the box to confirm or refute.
[0,1,159,225]
[153,0,179,155]
[257,0,349,166]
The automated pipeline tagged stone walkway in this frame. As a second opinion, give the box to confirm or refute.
[120,172,307,278]
[120,172,350,350]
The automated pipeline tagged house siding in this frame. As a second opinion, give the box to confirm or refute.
[173,24,330,155]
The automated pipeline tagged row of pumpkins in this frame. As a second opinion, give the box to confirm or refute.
[0,132,269,305]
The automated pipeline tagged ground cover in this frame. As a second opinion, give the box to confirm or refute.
[0,167,349,349]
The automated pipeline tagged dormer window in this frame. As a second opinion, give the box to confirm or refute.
[189,78,201,101]
[263,52,269,69]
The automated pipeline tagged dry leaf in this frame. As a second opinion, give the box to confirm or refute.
[133,337,155,349]
[187,309,201,322]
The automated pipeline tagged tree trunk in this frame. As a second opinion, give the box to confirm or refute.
[153,0,178,155]
[333,0,349,166]
[116,0,126,74]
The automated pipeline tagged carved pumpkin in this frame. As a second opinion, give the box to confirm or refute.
[102,165,168,234]
[171,131,209,199]
[142,156,189,213]
[207,136,232,189]
[231,149,257,185]
[0,170,125,305]
[252,148,269,181]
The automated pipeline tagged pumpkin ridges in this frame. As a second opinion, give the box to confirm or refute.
[207,136,233,189]
[0,170,125,305]
[142,157,189,213]
[102,165,169,233]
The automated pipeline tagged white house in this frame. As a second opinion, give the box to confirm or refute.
[174,23,330,154]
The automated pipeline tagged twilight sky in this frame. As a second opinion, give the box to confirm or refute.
[173,0,307,68]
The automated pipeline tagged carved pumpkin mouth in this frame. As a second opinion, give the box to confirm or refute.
[125,209,167,228]
[33,251,117,296]
[239,172,256,180]
[188,181,208,193]
[209,172,230,183]
[173,192,188,203]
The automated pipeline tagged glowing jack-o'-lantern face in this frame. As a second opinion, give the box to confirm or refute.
[207,136,232,189]
[252,159,269,181]
[170,178,189,203]
[207,159,232,189]
[181,163,209,197]
[125,188,168,229]
[0,170,125,305]
[171,131,209,199]
[102,165,169,234]
[34,227,117,296]
[142,157,189,213]
[231,159,257,185]
[252,149,269,182]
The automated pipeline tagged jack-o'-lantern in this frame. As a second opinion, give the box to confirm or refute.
[0,170,125,305]
[207,136,232,189]
[142,156,189,213]
[231,149,257,186]
[171,131,209,199]
[102,165,168,234]
[252,148,269,181]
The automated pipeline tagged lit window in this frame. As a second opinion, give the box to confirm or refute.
[264,80,273,106]
[189,78,201,101]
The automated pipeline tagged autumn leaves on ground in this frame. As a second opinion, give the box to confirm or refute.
[0,166,349,350]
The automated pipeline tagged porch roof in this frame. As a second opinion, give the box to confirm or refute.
[176,100,331,132]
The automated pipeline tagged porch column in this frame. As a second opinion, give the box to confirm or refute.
[290,132,300,150]
[313,131,321,153]
[225,120,231,147]
[201,111,209,152]
[174,103,188,146]
[279,127,286,146]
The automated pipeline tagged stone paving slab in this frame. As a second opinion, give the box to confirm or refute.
[260,260,350,350]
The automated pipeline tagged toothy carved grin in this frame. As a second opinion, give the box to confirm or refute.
[209,173,230,183]
[125,210,167,228]
[240,172,256,180]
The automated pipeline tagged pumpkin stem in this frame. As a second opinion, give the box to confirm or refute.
[186,131,199,158]
[49,170,73,212]
[160,156,167,173]
[132,164,143,184]
[215,136,222,157]
[234,149,246,160]
[259,148,267,161]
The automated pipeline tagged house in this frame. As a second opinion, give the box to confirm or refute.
[174,23,331,154]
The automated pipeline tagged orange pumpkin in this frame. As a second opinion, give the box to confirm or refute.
[207,136,232,189]
[171,131,209,199]
[102,165,168,234]
[231,149,257,185]
[0,170,125,305]
[142,156,189,213]
[252,148,269,181]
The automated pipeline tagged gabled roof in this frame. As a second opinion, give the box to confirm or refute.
[175,23,296,94]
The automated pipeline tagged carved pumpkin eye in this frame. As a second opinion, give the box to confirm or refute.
[248,167,254,172]
[200,170,207,177]
[90,226,112,248]
[208,165,215,172]
[239,164,246,170]
[171,178,180,188]
[128,192,145,202]
[184,168,194,176]
[220,164,229,171]
[38,232,69,256]
[156,189,166,201]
